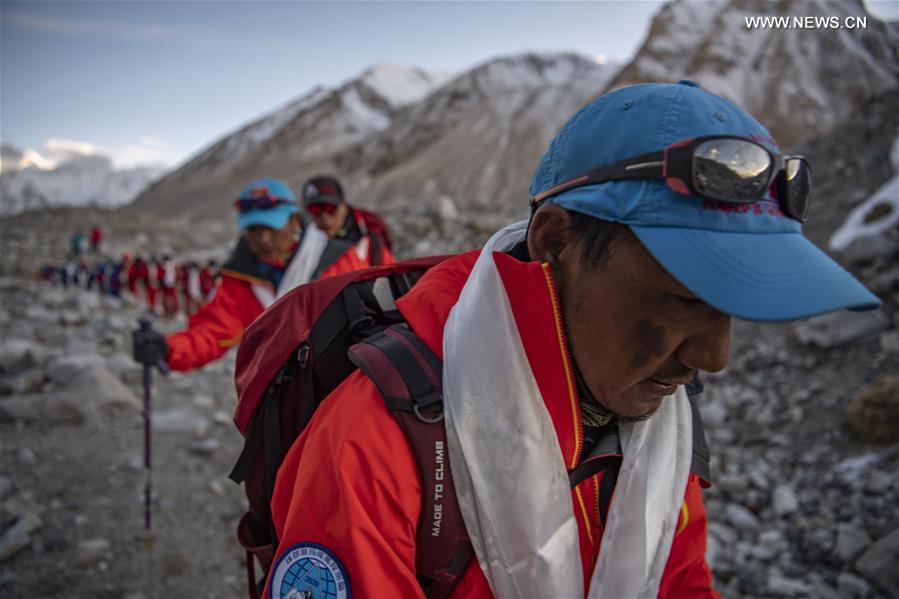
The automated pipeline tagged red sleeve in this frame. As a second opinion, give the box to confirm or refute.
[658,474,720,598]
[267,371,424,598]
[378,241,396,265]
[165,276,262,371]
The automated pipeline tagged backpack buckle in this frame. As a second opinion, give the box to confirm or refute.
[413,402,444,424]
[297,344,311,368]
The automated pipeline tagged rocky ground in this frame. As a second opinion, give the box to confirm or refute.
[0,283,247,597]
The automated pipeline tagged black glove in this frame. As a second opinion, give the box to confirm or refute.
[133,325,169,367]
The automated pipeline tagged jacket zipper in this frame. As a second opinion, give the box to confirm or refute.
[540,262,584,467]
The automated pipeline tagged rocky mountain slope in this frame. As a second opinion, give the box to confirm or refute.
[128,64,455,219]
[605,0,899,149]
[127,52,616,223]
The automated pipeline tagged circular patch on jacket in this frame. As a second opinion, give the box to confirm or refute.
[269,543,350,599]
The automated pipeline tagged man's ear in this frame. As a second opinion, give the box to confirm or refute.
[527,203,574,268]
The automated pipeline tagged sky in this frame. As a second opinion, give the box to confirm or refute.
[1,1,667,170]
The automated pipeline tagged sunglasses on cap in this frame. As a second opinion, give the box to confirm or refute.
[233,195,292,213]
[530,135,812,222]
[306,202,339,216]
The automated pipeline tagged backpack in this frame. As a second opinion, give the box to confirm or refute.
[228,256,472,599]
[228,254,713,599]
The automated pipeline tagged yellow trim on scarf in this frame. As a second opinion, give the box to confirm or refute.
[676,501,690,535]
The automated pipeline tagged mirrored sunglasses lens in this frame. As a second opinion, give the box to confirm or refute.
[693,140,772,202]
[784,158,811,220]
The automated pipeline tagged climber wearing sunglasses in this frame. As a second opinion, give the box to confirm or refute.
[301,175,395,273]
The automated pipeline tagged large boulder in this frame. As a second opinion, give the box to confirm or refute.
[65,365,141,410]
[0,339,50,375]
[0,393,85,424]
[45,354,106,387]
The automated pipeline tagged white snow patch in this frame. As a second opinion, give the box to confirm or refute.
[340,87,391,131]
[829,131,899,251]
[361,64,454,109]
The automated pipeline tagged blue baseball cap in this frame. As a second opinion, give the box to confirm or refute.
[530,81,881,322]
[236,178,299,231]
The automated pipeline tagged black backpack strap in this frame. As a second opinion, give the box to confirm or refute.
[369,233,383,266]
[312,238,353,280]
[686,374,712,487]
[349,324,473,599]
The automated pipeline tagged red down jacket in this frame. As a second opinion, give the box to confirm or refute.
[266,250,718,598]
[166,229,394,372]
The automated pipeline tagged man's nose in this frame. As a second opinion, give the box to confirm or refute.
[676,311,731,374]
[256,229,274,245]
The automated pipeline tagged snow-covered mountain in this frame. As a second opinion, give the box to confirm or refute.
[133,64,454,216]
[605,0,899,149]
[130,54,615,219]
[341,53,617,216]
[0,145,165,216]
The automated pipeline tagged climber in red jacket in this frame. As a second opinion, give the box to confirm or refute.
[133,177,395,372]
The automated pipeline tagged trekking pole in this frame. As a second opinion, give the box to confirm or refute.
[135,318,169,545]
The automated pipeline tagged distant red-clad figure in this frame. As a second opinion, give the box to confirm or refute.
[160,255,179,316]
[181,262,203,316]
[199,260,220,305]
[90,225,103,253]
[127,255,143,301]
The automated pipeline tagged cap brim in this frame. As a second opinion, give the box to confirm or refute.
[237,205,295,231]
[303,195,342,207]
[630,226,882,322]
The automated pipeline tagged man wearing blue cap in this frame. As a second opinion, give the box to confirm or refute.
[265,83,880,598]
[134,178,331,372]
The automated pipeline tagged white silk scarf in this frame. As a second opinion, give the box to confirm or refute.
[252,223,328,309]
[442,220,693,598]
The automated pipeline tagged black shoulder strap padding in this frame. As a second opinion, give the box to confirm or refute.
[687,374,712,486]
[312,238,353,280]
[342,284,379,341]
[369,233,383,266]
[567,426,622,489]
[229,407,265,484]
[262,383,281,549]
[310,293,352,357]
[349,324,472,599]
[597,457,622,526]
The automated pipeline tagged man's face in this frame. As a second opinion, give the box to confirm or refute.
[243,215,300,261]
[531,206,731,419]
[308,202,349,238]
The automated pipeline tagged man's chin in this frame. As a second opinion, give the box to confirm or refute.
[618,406,660,423]
[612,393,664,422]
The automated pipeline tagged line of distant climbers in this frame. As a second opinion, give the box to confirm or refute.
[38,255,222,317]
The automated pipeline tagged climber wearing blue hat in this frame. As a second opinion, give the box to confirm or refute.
[134,177,332,372]
[530,80,879,321]
[264,81,881,599]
